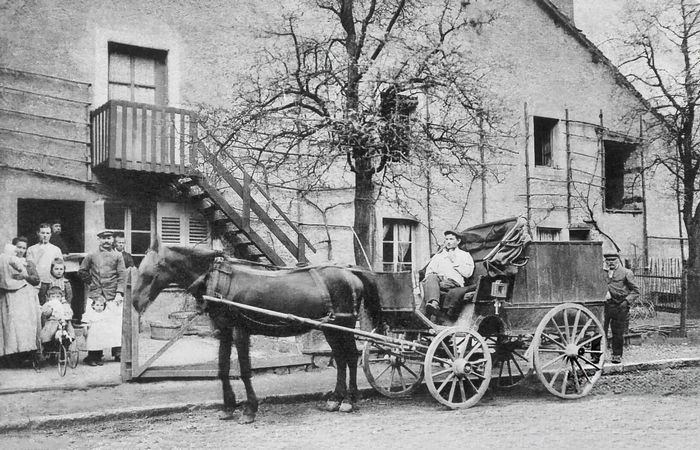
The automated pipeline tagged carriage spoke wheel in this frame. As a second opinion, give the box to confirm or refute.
[57,344,69,377]
[424,327,492,409]
[532,303,606,399]
[486,334,533,389]
[67,340,79,369]
[362,328,424,398]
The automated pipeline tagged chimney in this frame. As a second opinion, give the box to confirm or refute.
[549,0,575,25]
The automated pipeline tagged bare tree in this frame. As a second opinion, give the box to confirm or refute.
[197,0,509,267]
[615,0,700,320]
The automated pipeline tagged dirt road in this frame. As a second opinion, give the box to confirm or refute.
[3,367,700,450]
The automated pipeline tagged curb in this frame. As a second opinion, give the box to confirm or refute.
[3,358,700,433]
[602,356,700,374]
[0,387,379,433]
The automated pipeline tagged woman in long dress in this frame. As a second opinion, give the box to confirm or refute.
[0,239,42,362]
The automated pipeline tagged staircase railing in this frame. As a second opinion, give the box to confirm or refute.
[197,144,316,264]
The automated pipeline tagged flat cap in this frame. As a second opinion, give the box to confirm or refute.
[444,229,463,240]
[97,230,115,238]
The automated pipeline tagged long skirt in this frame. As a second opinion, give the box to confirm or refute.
[0,286,42,357]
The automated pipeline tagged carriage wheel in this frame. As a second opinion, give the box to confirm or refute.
[67,340,79,369]
[362,327,425,397]
[424,327,492,409]
[57,344,69,377]
[486,334,533,389]
[532,303,606,399]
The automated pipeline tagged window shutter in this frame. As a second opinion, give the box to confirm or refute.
[189,217,209,245]
[161,216,181,244]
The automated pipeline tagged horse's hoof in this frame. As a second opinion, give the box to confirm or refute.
[238,413,256,424]
[319,400,341,412]
[339,400,354,413]
[218,411,236,421]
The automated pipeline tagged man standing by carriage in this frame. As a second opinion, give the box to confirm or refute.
[422,230,475,320]
[602,251,639,364]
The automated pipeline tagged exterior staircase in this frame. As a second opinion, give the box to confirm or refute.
[172,147,315,267]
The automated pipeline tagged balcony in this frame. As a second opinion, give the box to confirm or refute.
[91,100,198,175]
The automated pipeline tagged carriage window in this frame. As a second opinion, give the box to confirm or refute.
[534,116,558,167]
[382,219,415,272]
[569,229,590,241]
[536,227,561,241]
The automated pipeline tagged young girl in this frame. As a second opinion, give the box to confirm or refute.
[82,296,121,366]
[40,285,75,346]
[39,258,73,307]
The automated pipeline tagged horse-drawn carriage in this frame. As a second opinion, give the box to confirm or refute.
[362,216,607,408]
[132,216,608,422]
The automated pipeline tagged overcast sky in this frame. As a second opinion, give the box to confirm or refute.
[575,0,625,48]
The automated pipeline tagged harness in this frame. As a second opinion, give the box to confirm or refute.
[187,259,351,329]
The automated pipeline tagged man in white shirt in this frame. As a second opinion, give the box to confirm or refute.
[26,223,63,285]
[422,230,474,319]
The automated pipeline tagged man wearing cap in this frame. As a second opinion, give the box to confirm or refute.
[422,230,475,319]
[602,251,639,364]
[78,230,126,365]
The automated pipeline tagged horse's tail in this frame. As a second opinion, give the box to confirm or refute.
[349,268,382,331]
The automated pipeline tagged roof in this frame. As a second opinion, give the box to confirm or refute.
[532,0,655,115]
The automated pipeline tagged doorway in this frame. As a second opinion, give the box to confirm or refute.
[17,199,85,251]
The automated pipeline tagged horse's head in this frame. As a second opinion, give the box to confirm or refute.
[131,235,218,313]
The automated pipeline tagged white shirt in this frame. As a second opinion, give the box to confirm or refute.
[26,242,63,283]
[425,248,475,286]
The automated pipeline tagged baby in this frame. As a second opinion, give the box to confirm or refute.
[40,285,75,345]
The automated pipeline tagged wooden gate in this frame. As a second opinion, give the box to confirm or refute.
[120,267,312,382]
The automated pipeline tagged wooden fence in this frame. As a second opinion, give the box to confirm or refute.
[629,258,682,313]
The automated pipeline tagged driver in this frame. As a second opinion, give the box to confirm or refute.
[422,230,474,319]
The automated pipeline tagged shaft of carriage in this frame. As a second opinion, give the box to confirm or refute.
[201,294,431,351]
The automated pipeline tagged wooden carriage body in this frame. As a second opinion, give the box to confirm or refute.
[372,217,607,337]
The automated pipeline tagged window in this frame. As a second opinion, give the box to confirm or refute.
[156,203,210,247]
[380,87,418,161]
[604,140,643,211]
[104,202,154,267]
[534,116,558,167]
[382,219,415,272]
[109,42,168,105]
[536,227,561,241]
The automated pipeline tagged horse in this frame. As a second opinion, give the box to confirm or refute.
[131,236,382,424]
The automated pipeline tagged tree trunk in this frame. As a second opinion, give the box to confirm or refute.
[353,163,375,269]
[686,220,700,319]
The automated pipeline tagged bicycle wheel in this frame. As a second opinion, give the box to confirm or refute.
[58,344,68,377]
[67,340,79,369]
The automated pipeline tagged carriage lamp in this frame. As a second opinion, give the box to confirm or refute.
[491,280,508,298]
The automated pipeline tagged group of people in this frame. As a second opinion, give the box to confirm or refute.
[422,229,640,364]
[0,220,135,368]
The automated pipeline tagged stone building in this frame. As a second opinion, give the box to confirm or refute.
[0,0,682,280]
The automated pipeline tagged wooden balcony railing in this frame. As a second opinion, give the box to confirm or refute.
[91,100,198,175]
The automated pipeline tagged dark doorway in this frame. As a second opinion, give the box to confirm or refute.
[17,199,86,321]
[17,199,85,251]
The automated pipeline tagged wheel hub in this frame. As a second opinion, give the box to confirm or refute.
[564,343,580,358]
[452,358,472,377]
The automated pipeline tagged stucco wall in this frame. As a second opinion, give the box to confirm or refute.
[0,0,683,268]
